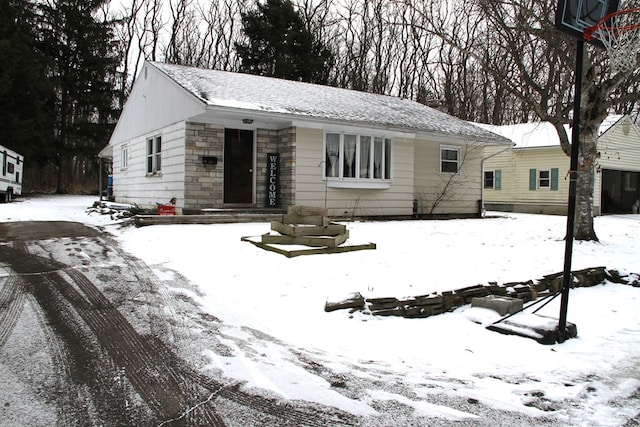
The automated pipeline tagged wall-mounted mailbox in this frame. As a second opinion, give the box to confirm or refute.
[202,156,217,165]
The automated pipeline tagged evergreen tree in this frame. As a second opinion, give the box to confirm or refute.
[0,0,55,161]
[39,0,121,193]
[236,0,333,84]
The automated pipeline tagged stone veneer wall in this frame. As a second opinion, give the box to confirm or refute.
[184,122,224,210]
[184,122,296,211]
[255,127,296,209]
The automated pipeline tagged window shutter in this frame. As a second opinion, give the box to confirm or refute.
[495,170,502,190]
[529,169,537,190]
[551,168,559,191]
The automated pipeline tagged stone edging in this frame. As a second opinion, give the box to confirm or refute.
[324,267,639,318]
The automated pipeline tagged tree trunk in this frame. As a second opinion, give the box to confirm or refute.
[575,164,597,241]
[574,124,600,241]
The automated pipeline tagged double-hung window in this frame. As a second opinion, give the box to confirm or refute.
[146,136,161,174]
[538,169,550,189]
[484,171,495,189]
[529,168,558,190]
[441,146,459,173]
[485,170,502,190]
[324,132,392,182]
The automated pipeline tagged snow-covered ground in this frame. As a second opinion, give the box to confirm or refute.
[3,195,639,425]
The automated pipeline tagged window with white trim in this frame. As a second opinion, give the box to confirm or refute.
[529,168,558,191]
[324,132,392,181]
[484,171,494,189]
[121,144,128,169]
[538,169,550,189]
[146,136,161,174]
[441,146,459,173]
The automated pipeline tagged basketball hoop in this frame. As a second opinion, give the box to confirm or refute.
[584,7,640,73]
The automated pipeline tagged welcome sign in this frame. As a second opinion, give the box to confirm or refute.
[267,153,279,207]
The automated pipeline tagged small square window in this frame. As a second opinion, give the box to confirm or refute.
[441,147,459,173]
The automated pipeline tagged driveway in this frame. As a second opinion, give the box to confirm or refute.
[0,221,354,426]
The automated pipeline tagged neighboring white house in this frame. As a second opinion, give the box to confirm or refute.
[480,115,640,215]
[1,145,23,202]
[100,61,510,218]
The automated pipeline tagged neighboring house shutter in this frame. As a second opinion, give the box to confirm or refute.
[529,169,537,190]
[551,168,559,191]
[495,170,502,190]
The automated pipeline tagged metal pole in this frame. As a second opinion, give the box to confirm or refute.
[558,39,584,343]
[98,157,103,202]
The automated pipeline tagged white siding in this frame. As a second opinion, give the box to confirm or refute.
[113,122,186,209]
[598,117,640,172]
[485,117,640,214]
[484,146,570,214]
[414,140,484,215]
[595,117,640,211]
[109,64,205,146]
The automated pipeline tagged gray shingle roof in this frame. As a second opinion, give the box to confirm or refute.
[151,61,508,144]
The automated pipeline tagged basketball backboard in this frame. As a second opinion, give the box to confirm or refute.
[555,0,620,43]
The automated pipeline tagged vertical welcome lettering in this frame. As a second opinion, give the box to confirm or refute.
[267,153,279,207]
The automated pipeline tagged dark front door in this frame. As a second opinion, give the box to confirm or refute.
[224,128,254,204]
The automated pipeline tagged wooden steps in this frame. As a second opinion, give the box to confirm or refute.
[241,206,376,257]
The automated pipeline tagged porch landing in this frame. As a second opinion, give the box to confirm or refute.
[134,208,286,227]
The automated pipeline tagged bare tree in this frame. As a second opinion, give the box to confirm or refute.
[112,0,145,109]
[415,141,485,216]
[408,0,640,240]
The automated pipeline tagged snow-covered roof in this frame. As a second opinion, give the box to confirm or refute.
[150,62,509,144]
[474,115,624,148]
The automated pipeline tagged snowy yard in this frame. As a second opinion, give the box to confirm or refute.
[2,195,639,426]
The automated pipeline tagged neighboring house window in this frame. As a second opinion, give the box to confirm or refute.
[146,136,162,174]
[7,163,14,174]
[539,169,551,188]
[484,170,501,190]
[529,168,559,190]
[121,145,128,169]
[441,146,459,173]
[324,132,392,180]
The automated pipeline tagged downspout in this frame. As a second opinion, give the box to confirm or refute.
[480,143,515,217]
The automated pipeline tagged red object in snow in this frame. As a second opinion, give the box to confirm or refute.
[157,204,176,216]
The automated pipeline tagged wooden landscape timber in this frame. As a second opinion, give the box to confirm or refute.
[271,221,347,237]
[325,267,639,318]
[134,212,283,226]
[241,236,376,258]
[242,205,376,257]
[261,230,349,248]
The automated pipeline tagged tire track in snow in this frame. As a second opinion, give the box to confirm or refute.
[0,276,26,348]
[0,222,358,426]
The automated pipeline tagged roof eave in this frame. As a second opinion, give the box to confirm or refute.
[202,103,510,143]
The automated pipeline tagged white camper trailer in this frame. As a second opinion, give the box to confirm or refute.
[1,146,23,202]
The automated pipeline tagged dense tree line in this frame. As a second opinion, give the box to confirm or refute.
[1,0,119,193]
[2,0,639,237]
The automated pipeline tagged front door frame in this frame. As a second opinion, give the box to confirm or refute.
[223,128,255,205]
